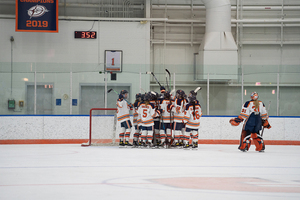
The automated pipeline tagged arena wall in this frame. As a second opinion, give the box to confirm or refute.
[1,116,299,145]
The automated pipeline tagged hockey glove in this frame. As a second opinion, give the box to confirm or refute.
[229,116,244,126]
[156,109,162,115]
[262,120,271,129]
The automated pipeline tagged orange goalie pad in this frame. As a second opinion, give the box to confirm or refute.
[251,133,265,152]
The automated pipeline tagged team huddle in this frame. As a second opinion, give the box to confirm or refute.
[116,87,202,150]
[116,88,272,152]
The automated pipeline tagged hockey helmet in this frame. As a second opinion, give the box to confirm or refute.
[160,86,166,93]
[144,92,152,101]
[150,91,158,100]
[188,96,196,103]
[136,93,142,100]
[164,91,171,99]
[250,92,259,100]
[141,94,145,101]
[189,90,197,97]
[176,89,185,98]
[120,90,128,95]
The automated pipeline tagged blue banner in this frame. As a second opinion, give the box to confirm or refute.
[16,0,58,32]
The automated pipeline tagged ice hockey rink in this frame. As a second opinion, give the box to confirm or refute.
[0,144,299,200]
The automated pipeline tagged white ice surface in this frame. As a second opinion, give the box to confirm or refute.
[0,144,299,200]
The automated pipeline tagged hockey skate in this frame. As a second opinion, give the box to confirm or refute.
[157,141,167,149]
[183,143,191,150]
[192,142,198,150]
[119,141,125,148]
[138,141,146,148]
[148,142,155,149]
[132,141,139,148]
[172,142,181,149]
[124,141,133,148]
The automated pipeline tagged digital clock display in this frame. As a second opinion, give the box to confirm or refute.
[74,31,97,39]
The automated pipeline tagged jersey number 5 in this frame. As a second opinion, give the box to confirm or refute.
[143,109,148,118]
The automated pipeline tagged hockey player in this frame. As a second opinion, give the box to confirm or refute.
[132,93,142,147]
[158,91,172,148]
[116,90,133,147]
[150,91,161,145]
[230,92,271,152]
[137,92,160,148]
[169,89,186,148]
[183,96,202,150]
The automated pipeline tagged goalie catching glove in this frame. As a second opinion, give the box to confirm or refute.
[229,116,244,126]
[262,120,272,129]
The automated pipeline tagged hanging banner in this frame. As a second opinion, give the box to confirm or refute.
[105,50,123,72]
[16,0,58,32]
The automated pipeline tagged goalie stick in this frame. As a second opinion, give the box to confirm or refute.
[108,88,133,107]
[146,71,162,88]
[261,101,271,137]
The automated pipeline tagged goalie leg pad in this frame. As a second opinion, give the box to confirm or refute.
[238,130,249,150]
[238,131,251,151]
[251,133,265,152]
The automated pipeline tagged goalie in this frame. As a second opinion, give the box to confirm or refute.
[229,92,271,152]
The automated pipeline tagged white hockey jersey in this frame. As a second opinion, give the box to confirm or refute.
[239,100,268,120]
[183,103,202,129]
[133,101,141,125]
[172,98,186,123]
[137,103,158,127]
[116,99,131,123]
[160,99,172,123]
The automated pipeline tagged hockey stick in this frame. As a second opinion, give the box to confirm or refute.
[140,88,146,93]
[165,69,171,92]
[108,88,133,107]
[261,101,271,137]
[194,87,202,93]
[146,71,162,88]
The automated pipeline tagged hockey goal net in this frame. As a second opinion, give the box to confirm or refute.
[82,108,118,146]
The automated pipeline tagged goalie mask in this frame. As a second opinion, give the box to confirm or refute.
[250,92,259,100]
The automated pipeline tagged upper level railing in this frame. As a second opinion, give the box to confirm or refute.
[1,62,299,116]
